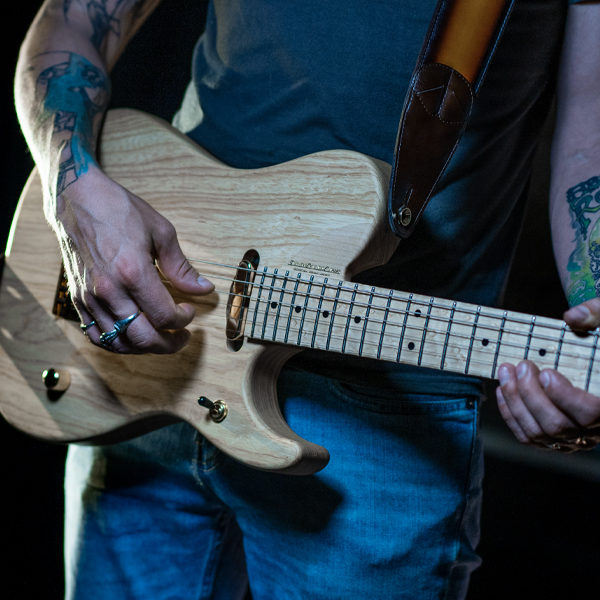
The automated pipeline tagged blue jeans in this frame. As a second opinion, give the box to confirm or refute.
[64,365,483,599]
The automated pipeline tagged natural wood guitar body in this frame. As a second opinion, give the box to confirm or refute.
[0,109,395,475]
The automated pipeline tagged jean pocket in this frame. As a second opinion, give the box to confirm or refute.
[327,377,478,416]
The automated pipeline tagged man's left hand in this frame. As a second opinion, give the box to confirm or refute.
[496,297,600,452]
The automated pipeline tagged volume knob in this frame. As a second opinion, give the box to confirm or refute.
[42,368,71,394]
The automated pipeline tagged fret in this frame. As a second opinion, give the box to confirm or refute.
[438,300,477,373]
[524,315,536,361]
[325,281,343,351]
[417,297,435,367]
[283,273,302,344]
[260,268,278,340]
[585,328,600,392]
[521,315,562,372]
[249,267,269,339]
[244,271,600,395]
[491,311,508,379]
[358,287,376,357]
[396,293,413,363]
[296,275,314,346]
[270,270,290,342]
[341,283,360,354]
[465,307,481,375]
[554,321,567,370]
[310,278,328,349]
[554,327,597,390]
[377,290,394,360]
[440,301,457,370]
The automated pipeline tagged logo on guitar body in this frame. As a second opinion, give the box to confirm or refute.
[287,259,341,275]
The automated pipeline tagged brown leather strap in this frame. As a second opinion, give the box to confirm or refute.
[388,0,516,238]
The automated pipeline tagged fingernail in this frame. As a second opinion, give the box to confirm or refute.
[498,365,509,385]
[517,362,528,379]
[197,275,215,292]
[540,371,550,388]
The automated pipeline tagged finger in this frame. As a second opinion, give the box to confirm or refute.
[564,297,600,330]
[152,220,214,295]
[496,385,530,444]
[122,312,192,354]
[539,369,600,430]
[80,277,188,354]
[72,297,100,337]
[109,257,197,332]
[497,363,546,443]
[512,361,580,440]
[80,291,138,352]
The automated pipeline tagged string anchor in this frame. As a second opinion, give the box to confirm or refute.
[197,396,228,422]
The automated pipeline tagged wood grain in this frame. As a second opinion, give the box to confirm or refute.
[0,109,395,474]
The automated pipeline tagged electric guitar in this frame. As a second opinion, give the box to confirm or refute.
[0,109,597,474]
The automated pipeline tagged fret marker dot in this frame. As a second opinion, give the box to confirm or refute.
[270,301,278,309]
[414,309,422,317]
[323,310,329,318]
[354,316,361,324]
[294,306,301,313]
[539,348,546,356]
[407,342,415,350]
[481,338,489,346]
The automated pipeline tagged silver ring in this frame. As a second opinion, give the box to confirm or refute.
[99,311,141,347]
[572,436,592,449]
[545,441,563,451]
[80,320,97,333]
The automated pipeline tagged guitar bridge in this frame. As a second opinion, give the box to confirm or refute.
[52,264,79,322]
[226,250,259,351]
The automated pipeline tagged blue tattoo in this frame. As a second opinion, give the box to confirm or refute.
[63,1,149,50]
[566,176,600,304]
[37,52,109,194]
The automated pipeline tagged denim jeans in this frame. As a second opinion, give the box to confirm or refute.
[64,365,483,599]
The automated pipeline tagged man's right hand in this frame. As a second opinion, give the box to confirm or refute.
[50,165,214,354]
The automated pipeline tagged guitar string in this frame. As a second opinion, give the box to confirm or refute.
[186,257,585,337]
[181,268,597,359]
[182,273,594,367]
[246,306,591,372]
[246,315,590,382]
[180,269,597,358]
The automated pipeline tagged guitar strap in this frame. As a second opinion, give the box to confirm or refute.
[388,0,517,238]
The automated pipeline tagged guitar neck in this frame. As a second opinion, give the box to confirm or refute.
[246,268,600,395]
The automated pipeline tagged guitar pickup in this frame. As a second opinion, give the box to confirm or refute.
[226,250,259,351]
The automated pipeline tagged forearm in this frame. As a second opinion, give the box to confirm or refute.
[550,2,600,307]
[14,0,160,199]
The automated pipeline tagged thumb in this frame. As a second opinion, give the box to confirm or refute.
[154,227,214,295]
[564,297,600,331]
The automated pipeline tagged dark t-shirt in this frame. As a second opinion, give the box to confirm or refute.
[173,0,578,393]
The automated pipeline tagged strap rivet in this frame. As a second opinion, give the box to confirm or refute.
[396,207,412,227]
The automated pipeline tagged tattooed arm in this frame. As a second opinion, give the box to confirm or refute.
[496,2,600,452]
[15,0,213,354]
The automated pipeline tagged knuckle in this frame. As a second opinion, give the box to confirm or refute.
[175,259,195,280]
[587,297,600,317]
[126,327,157,352]
[91,274,115,300]
[155,218,177,243]
[113,257,144,289]
[543,418,567,438]
[575,408,599,429]
[147,307,176,330]
[79,288,97,308]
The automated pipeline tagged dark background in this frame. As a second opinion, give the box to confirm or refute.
[2,3,599,599]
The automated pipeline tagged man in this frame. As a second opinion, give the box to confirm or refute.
[13,1,600,598]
